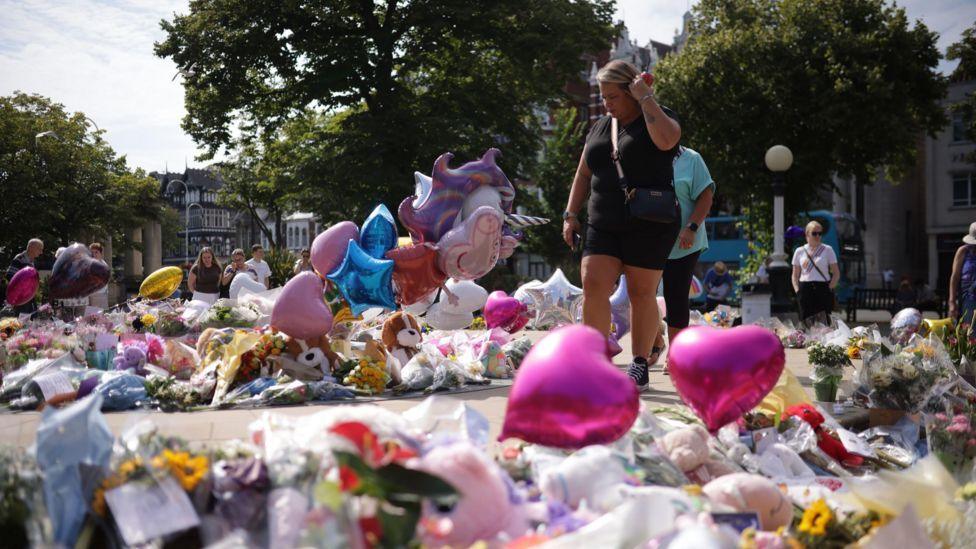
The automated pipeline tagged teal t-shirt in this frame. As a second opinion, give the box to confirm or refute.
[669,147,715,259]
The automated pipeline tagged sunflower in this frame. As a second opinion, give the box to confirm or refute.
[140,313,157,326]
[153,449,210,491]
[798,499,833,536]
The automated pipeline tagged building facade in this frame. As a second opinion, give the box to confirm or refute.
[152,168,238,264]
[925,77,976,291]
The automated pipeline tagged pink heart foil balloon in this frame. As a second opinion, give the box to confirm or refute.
[6,267,39,306]
[436,206,503,281]
[311,221,360,277]
[500,324,639,449]
[271,271,334,340]
[667,326,785,433]
[484,291,529,333]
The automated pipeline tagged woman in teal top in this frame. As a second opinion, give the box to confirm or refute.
[653,146,714,365]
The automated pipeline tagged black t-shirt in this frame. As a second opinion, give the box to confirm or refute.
[584,109,680,231]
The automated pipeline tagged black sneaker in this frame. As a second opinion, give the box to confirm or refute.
[627,358,649,392]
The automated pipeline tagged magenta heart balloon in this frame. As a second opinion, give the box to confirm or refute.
[271,271,334,340]
[500,324,638,449]
[668,326,785,433]
[6,267,39,306]
[484,291,529,333]
[49,243,110,299]
[311,221,360,277]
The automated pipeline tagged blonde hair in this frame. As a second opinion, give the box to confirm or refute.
[596,59,640,90]
[805,221,824,235]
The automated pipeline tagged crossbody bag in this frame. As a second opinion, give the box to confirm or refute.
[610,117,679,224]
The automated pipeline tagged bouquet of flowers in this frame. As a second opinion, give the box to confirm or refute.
[3,329,54,371]
[155,310,191,337]
[926,410,976,482]
[196,299,261,330]
[807,343,852,402]
[784,329,807,349]
[0,318,23,340]
[237,329,287,385]
[342,356,389,395]
[937,320,976,376]
[859,337,959,411]
[741,498,888,549]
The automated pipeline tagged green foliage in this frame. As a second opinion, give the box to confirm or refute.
[264,247,297,288]
[654,0,947,211]
[807,342,852,369]
[155,1,616,224]
[521,107,585,281]
[948,23,976,164]
[736,199,773,285]
[0,92,167,268]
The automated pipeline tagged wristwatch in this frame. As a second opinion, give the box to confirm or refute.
[562,211,578,220]
[687,221,699,232]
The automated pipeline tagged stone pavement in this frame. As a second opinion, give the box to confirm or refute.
[0,331,829,449]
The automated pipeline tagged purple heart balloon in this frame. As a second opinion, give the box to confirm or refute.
[49,243,110,299]
[668,326,785,433]
[500,324,639,449]
[6,266,39,306]
[484,291,529,333]
[311,221,360,277]
[271,271,334,340]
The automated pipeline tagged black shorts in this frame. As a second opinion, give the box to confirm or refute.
[582,221,680,270]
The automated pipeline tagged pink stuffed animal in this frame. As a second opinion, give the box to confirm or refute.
[658,424,736,484]
[409,442,528,547]
[703,473,793,531]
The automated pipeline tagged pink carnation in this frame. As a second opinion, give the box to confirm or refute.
[946,423,971,434]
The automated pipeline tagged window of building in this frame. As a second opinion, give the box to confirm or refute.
[953,173,976,207]
[302,227,308,247]
[953,112,970,143]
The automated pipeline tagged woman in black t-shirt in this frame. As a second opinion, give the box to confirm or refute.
[562,59,682,392]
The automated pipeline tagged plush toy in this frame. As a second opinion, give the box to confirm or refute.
[782,404,863,467]
[273,334,340,381]
[381,311,423,369]
[539,446,630,511]
[702,473,794,531]
[409,441,529,547]
[757,443,815,479]
[113,345,147,376]
[658,424,737,484]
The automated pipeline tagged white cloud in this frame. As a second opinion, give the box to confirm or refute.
[0,0,199,173]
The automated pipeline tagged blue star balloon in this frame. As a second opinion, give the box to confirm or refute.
[359,204,398,259]
[327,240,396,316]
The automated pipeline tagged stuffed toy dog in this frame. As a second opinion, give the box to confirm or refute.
[381,311,423,369]
[277,334,340,380]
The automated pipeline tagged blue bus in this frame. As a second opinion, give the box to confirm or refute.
[698,210,866,303]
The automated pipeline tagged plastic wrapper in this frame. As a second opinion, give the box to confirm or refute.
[259,379,310,406]
[85,348,116,371]
[502,337,534,370]
[858,335,961,412]
[212,331,262,405]
[307,380,356,401]
[93,373,148,411]
[860,422,919,470]
[159,339,199,380]
[211,457,270,533]
[402,395,490,448]
[1,352,83,401]
[35,393,113,546]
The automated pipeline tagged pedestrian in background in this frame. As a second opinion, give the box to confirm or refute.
[791,221,839,322]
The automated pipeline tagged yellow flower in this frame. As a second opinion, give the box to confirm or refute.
[118,456,143,476]
[141,313,157,326]
[154,449,210,492]
[798,499,833,537]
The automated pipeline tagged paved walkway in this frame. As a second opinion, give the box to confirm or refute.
[0,332,828,448]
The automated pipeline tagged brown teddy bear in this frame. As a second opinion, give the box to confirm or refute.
[658,424,738,485]
[381,311,423,371]
[272,333,341,380]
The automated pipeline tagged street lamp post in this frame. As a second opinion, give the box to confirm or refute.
[765,145,794,313]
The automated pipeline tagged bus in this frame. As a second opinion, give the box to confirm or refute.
[698,210,866,303]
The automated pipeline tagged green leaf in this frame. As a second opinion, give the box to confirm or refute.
[377,501,422,549]
[374,461,458,500]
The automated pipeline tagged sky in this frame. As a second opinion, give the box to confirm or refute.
[1,0,973,174]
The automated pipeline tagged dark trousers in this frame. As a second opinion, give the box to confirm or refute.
[798,281,833,322]
[662,251,701,329]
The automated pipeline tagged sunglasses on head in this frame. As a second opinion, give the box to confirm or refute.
[810,232,823,237]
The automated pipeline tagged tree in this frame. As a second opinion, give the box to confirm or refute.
[155,1,616,222]
[0,92,167,268]
[521,107,584,280]
[654,0,947,213]
[948,22,976,163]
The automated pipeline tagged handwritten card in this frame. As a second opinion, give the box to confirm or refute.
[105,478,199,545]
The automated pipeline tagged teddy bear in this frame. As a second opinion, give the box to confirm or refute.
[658,424,737,485]
[408,441,529,547]
[539,445,629,511]
[702,473,794,531]
[381,311,423,371]
[782,404,864,467]
[274,333,341,381]
[113,345,147,376]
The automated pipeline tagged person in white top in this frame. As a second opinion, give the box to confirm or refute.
[791,221,840,322]
[245,244,272,288]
